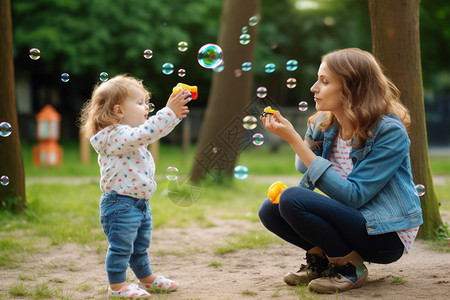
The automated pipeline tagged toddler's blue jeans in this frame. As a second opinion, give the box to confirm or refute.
[259,187,404,263]
[100,190,152,284]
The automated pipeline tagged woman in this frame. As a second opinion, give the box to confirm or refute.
[258,48,423,294]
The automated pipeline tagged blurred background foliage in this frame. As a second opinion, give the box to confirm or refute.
[11,0,450,144]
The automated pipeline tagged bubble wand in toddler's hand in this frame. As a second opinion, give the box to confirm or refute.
[173,83,198,100]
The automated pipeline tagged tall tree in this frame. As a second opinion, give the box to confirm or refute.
[0,0,26,212]
[368,0,442,239]
[191,0,261,181]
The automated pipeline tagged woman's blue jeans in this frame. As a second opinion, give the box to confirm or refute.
[100,190,153,284]
[258,187,404,263]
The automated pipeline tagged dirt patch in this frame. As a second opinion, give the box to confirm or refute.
[1,218,449,299]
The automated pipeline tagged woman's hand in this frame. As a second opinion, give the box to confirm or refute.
[166,88,191,118]
[260,111,300,144]
[261,111,316,168]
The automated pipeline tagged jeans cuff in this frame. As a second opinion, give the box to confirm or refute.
[108,271,127,284]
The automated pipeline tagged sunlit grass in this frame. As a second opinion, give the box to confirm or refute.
[8,283,31,297]
[429,157,450,174]
[291,285,320,299]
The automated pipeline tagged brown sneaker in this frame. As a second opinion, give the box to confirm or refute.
[284,252,329,285]
[308,250,368,294]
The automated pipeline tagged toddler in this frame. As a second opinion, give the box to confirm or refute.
[80,74,191,298]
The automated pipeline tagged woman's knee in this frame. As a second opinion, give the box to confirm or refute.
[258,198,276,222]
[278,187,305,214]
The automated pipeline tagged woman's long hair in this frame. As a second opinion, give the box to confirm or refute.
[79,75,151,138]
[307,48,410,146]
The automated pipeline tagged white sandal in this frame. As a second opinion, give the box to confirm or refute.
[139,275,178,292]
[108,283,151,298]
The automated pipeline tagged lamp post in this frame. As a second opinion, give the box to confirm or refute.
[32,104,63,166]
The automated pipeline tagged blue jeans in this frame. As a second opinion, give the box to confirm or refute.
[100,190,153,284]
[258,187,404,263]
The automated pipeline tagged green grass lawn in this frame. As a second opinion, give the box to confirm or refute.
[1,140,447,270]
[0,178,272,268]
[21,140,449,177]
[21,140,300,177]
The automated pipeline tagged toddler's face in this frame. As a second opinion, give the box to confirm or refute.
[119,86,149,127]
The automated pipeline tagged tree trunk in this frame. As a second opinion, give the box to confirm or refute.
[368,0,442,239]
[0,0,26,212]
[191,0,260,182]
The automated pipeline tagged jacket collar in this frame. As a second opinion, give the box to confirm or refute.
[323,114,401,161]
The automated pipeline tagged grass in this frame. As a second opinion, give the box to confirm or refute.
[0,177,274,268]
[208,261,222,268]
[242,289,258,296]
[1,140,449,298]
[8,283,31,297]
[21,139,450,176]
[291,285,320,299]
[21,140,299,178]
[391,277,405,285]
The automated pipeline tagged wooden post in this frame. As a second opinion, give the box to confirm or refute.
[149,140,159,165]
[79,129,90,165]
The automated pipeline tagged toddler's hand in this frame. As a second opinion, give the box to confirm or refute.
[166,88,191,119]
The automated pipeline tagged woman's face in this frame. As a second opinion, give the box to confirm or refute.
[310,61,344,115]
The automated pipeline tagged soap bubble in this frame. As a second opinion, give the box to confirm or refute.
[242,26,248,34]
[29,48,41,60]
[243,116,257,130]
[143,49,153,59]
[166,166,179,181]
[249,15,259,26]
[242,62,252,71]
[0,175,9,186]
[0,122,12,137]
[178,41,188,52]
[252,133,264,146]
[197,43,223,69]
[178,69,186,77]
[286,59,298,71]
[212,61,225,72]
[287,78,297,89]
[414,184,425,197]
[234,69,242,77]
[148,103,155,113]
[61,73,70,83]
[234,165,249,180]
[256,87,267,98]
[162,62,174,75]
[265,63,276,73]
[239,33,250,45]
[212,146,218,154]
[99,72,109,81]
[298,101,308,112]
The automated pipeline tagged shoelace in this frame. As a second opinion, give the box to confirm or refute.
[297,253,329,274]
[297,263,308,273]
[321,263,343,279]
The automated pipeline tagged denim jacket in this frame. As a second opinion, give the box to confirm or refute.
[295,113,423,235]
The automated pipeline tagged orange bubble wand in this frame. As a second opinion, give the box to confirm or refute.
[173,83,198,100]
[267,181,287,204]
